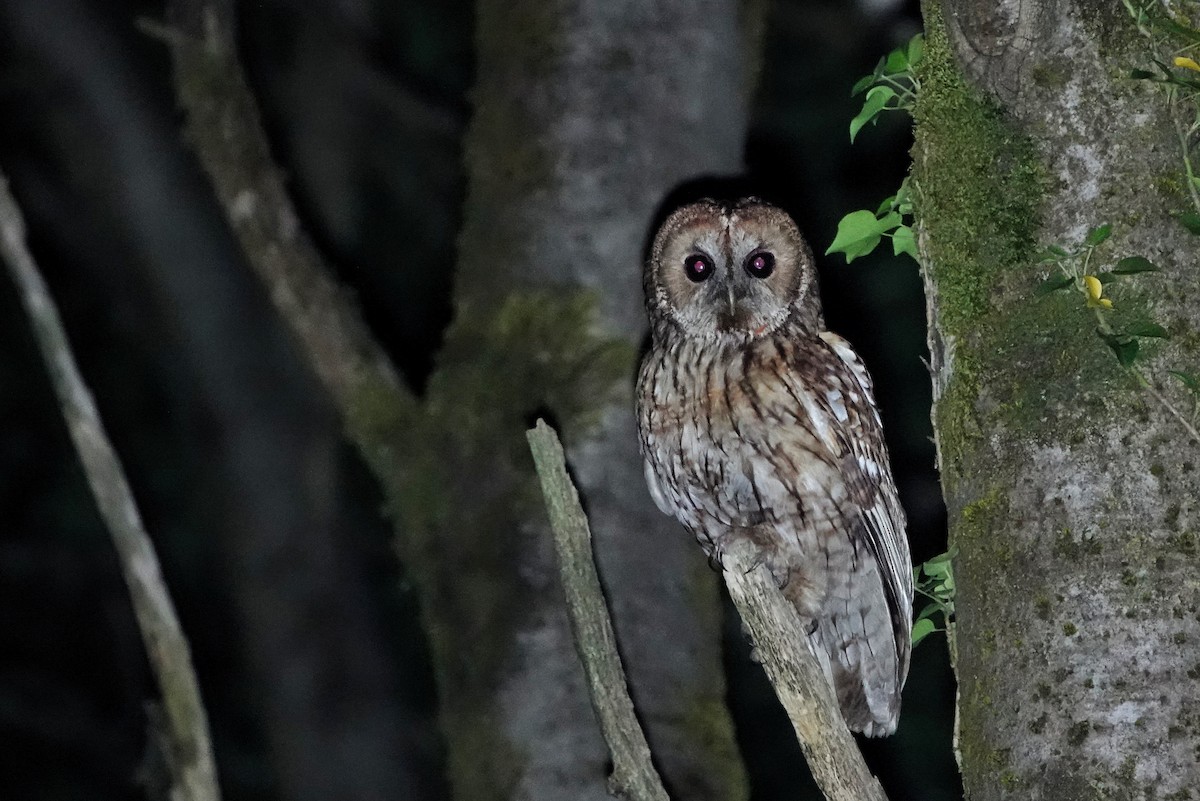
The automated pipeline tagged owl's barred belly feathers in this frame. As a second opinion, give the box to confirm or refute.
[636,198,912,737]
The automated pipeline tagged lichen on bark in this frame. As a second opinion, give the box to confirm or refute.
[916,1,1200,797]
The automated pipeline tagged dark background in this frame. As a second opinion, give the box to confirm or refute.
[0,0,958,798]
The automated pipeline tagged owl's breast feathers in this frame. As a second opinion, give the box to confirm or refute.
[636,321,913,735]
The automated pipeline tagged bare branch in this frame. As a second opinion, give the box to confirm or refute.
[721,540,889,801]
[148,2,411,417]
[0,173,221,801]
[526,420,670,801]
[528,418,889,801]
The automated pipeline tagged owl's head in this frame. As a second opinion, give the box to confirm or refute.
[645,198,821,341]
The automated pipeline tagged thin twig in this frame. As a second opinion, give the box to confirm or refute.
[721,539,889,801]
[0,174,221,801]
[526,421,669,801]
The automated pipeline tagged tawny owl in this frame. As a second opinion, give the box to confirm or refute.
[636,198,912,736]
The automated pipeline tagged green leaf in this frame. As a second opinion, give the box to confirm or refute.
[1084,224,1112,247]
[849,86,896,143]
[850,73,876,97]
[1099,332,1140,367]
[906,34,924,68]
[876,211,902,229]
[922,563,951,581]
[1156,16,1200,45]
[1179,212,1200,235]
[894,178,913,214]
[875,193,897,216]
[1112,256,1160,274]
[911,618,937,646]
[884,48,909,74]
[925,548,957,564]
[1095,271,1117,284]
[1035,274,1074,295]
[1168,370,1200,392]
[1167,74,1200,91]
[892,226,918,260]
[1037,245,1069,262]
[1129,68,1158,80]
[1127,322,1169,338]
[915,605,941,623]
[826,210,900,262]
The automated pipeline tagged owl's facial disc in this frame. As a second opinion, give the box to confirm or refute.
[650,199,815,340]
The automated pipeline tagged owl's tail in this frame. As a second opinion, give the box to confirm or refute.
[810,581,903,737]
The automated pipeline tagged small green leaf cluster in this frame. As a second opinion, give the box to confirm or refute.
[913,549,955,647]
[848,34,923,143]
[1125,1,1200,235]
[827,34,923,265]
[1036,224,1166,367]
[826,178,916,262]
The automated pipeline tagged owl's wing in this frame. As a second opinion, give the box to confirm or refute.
[643,458,677,517]
[813,331,914,668]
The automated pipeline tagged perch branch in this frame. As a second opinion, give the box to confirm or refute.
[0,173,221,801]
[721,540,888,801]
[526,420,670,801]
[148,1,410,416]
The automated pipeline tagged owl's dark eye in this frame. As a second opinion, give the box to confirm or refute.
[745,251,775,279]
[683,253,714,283]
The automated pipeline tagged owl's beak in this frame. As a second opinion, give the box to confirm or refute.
[726,283,737,316]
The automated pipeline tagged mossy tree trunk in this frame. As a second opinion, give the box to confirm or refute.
[915,1,1200,796]
[393,1,759,799]
[159,0,757,797]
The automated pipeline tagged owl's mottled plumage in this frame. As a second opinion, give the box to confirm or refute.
[636,198,912,736]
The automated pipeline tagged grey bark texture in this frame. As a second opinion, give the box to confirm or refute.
[447,2,758,798]
[917,1,1200,796]
[526,421,669,801]
[159,0,758,799]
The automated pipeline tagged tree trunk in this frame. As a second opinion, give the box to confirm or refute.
[406,1,759,798]
[915,1,1200,795]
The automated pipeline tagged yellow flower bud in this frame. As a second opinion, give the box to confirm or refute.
[1174,56,1200,72]
[1084,275,1114,309]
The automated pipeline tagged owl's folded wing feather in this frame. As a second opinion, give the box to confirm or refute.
[814,331,914,676]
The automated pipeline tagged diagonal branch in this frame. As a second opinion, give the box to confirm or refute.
[0,173,221,801]
[528,419,888,801]
[145,1,410,419]
[721,541,889,801]
[526,421,670,801]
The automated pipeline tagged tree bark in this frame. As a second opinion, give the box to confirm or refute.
[0,2,436,797]
[430,2,758,797]
[159,0,759,798]
[916,1,1200,795]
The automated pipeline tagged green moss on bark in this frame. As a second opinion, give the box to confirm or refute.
[680,692,751,801]
[346,289,634,801]
[913,2,1046,479]
[913,5,1043,334]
